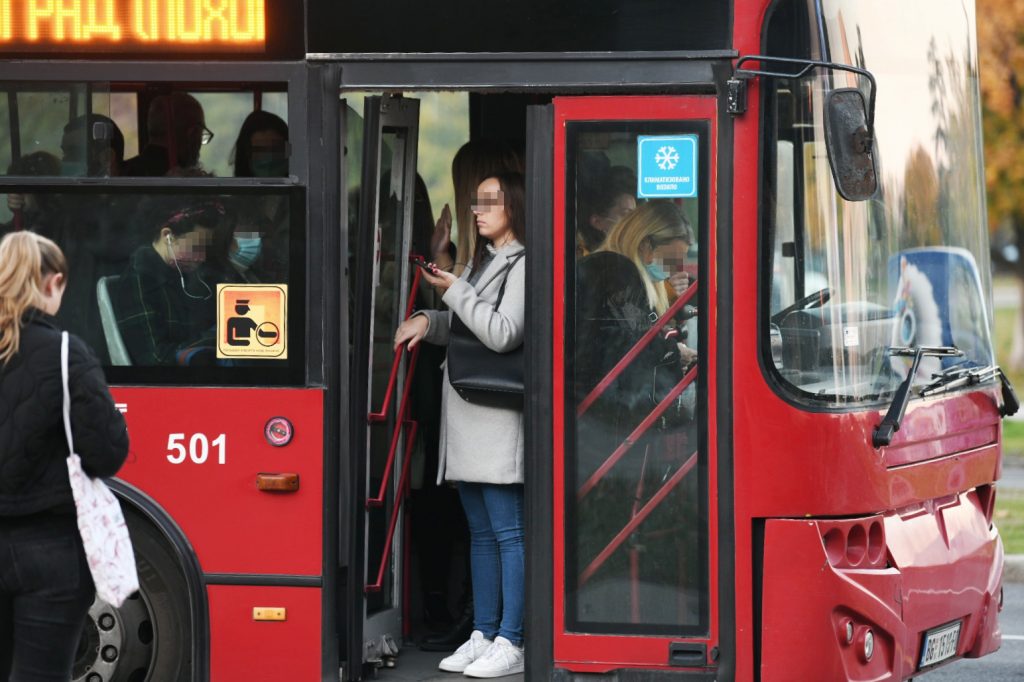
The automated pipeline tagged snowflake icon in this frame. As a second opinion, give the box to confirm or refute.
[655,145,679,170]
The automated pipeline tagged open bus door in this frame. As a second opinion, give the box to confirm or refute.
[532,95,723,677]
[348,93,422,671]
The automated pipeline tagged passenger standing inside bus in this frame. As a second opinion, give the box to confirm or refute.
[395,172,527,678]
[230,111,291,282]
[0,232,129,680]
[432,140,522,277]
[122,93,210,177]
[113,199,224,365]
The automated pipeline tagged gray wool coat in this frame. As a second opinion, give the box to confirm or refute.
[416,240,526,485]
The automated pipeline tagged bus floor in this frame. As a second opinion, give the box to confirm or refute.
[369,646,524,682]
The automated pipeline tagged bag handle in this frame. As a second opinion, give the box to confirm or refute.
[60,331,74,455]
[494,254,525,309]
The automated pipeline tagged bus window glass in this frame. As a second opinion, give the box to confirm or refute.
[763,0,994,407]
[0,188,303,385]
[566,124,706,635]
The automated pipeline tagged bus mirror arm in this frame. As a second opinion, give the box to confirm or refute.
[999,369,1020,417]
[873,346,963,448]
[731,55,879,202]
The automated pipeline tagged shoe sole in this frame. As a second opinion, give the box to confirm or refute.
[438,660,470,673]
[463,664,525,678]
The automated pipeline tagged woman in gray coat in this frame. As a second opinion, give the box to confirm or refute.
[395,172,526,678]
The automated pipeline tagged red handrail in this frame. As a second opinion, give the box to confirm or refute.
[368,263,424,423]
[366,347,420,507]
[366,419,419,593]
[579,451,698,586]
[577,365,697,501]
[577,283,697,418]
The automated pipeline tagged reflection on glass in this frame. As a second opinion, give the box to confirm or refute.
[0,190,294,372]
[568,126,705,634]
[0,84,288,178]
[765,0,994,405]
[366,130,410,614]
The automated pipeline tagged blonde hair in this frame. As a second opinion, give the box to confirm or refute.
[597,200,693,315]
[451,140,523,274]
[0,231,68,365]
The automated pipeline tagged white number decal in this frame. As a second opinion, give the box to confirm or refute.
[166,433,227,465]
[167,433,187,464]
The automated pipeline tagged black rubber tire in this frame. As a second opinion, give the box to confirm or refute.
[74,511,192,682]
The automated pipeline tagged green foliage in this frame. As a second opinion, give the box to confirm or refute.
[996,489,1024,555]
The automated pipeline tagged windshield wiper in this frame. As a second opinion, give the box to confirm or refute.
[872,346,962,448]
[919,363,997,397]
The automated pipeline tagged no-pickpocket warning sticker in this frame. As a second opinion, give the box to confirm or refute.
[216,284,288,359]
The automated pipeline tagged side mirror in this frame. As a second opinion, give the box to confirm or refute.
[824,88,878,201]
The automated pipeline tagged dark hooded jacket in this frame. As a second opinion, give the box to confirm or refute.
[0,310,129,515]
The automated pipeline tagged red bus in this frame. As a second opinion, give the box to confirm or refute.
[0,0,1008,680]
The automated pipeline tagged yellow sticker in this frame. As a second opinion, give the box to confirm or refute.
[216,284,288,359]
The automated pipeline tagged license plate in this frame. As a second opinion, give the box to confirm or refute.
[919,621,962,668]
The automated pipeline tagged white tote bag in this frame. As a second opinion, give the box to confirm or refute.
[61,332,139,607]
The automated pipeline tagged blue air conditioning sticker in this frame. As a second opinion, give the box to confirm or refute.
[637,135,698,198]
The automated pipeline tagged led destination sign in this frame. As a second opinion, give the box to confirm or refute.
[0,0,266,51]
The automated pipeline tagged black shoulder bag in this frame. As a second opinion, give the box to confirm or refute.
[447,255,524,407]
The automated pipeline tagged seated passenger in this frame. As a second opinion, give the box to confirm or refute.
[232,110,289,178]
[60,114,125,177]
[113,199,224,365]
[122,93,211,177]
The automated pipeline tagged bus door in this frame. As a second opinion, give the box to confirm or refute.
[349,94,422,667]
[546,96,720,675]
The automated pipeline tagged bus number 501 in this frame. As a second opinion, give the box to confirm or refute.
[167,433,227,465]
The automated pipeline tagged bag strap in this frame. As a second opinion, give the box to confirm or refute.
[60,331,74,455]
[494,254,525,309]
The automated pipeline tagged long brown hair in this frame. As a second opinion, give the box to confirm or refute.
[0,231,68,365]
[470,171,526,274]
[451,140,523,274]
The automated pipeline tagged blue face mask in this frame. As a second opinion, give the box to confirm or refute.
[231,237,262,270]
[645,261,670,282]
[250,156,288,177]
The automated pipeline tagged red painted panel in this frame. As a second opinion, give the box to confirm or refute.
[208,584,322,681]
[760,500,1001,681]
[111,387,324,575]
[551,95,719,671]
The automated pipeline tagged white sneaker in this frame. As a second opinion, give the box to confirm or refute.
[438,630,493,673]
[463,636,524,678]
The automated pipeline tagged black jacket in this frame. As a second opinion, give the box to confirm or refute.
[0,310,129,516]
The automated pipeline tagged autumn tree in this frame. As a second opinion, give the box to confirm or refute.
[979,0,1024,368]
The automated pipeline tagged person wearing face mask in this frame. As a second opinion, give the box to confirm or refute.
[573,199,699,625]
[231,111,290,282]
[112,199,224,365]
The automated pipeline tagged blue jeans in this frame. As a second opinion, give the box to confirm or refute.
[0,508,95,682]
[458,482,524,646]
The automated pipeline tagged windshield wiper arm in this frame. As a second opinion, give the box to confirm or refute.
[872,346,963,448]
[919,363,998,397]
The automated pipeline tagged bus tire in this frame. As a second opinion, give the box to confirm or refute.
[74,512,192,682]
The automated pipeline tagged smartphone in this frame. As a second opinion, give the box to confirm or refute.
[410,255,433,271]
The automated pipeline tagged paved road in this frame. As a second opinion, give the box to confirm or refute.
[925,583,1024,681]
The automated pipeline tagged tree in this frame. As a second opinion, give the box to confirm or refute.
[978,0,1024,369]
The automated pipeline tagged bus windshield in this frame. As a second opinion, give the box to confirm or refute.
[763,0,994,406]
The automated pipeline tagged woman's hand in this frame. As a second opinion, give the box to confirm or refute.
[668,270,690,295]
[395,315,430,350]
[422,265,458,293]
[430,203,454,271]
[677,343,698,370]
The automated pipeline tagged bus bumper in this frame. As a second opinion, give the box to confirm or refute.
[759,487,1003,682]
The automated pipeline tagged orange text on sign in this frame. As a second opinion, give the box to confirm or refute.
[0,0,265,44]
